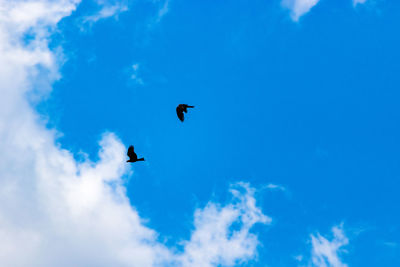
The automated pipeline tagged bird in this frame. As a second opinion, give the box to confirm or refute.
[176,104,194,122]
[126,145,145,163]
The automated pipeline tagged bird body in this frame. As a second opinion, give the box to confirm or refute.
[176,104,194,122]
[127,145,145,163]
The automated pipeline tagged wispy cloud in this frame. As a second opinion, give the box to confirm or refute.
[310,224,349,267]
[294,254,304,262]
[155,0,169,23]
[131,63,144,85]
[264,183,287,192]
[382,241,398,248]
[146,0,170,28]
[353,0,368,7]
[281,0,320,21]
[82,0,128,26]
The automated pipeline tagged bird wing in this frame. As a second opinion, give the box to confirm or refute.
[127,146,135,157]
[176,107,184,121]
[182,104,194,112]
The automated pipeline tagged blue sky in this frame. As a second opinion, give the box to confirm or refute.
[0,0,399,266]
[49,0,400,265]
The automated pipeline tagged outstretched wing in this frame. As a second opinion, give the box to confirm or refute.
[176,107,184,121]
[127,145,135,158]
[182,104,194,113]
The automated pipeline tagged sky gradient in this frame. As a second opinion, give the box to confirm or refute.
[0,0,399,266]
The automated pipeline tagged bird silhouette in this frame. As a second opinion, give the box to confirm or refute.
[127,145,145,163]
[176,104,194,122]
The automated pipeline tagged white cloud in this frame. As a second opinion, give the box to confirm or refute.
[295,254,304,262]
[155,0,169,23]
[179,183,271,267]
[0,2,268,265]
[83,0,128,24]
[353,0,367,6]
[131,63,144,85]
[282,0,320,21]
[265,183,286,192]
[310,224,349,267]
[145,0,170,29]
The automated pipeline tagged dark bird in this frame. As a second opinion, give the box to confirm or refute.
[176,104,195,122]
[127,145,145,163]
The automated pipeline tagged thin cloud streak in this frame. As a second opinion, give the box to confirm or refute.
[281,0,320,21]
[353,0,367,6]
[265,183,286,192]
[80,0,129,28]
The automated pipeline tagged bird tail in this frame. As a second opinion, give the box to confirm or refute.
[187,105,194,108]
[137,158,145,161]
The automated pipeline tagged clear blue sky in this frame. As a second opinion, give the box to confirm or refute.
[38,0,399,265]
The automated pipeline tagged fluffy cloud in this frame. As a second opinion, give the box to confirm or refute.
[178,183,271,267]
[310,225,349,267]
[281,0,320,21]
[0,2,268,266]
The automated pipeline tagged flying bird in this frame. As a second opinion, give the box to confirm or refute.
[176,104,195,122]
[126,145,145,163]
